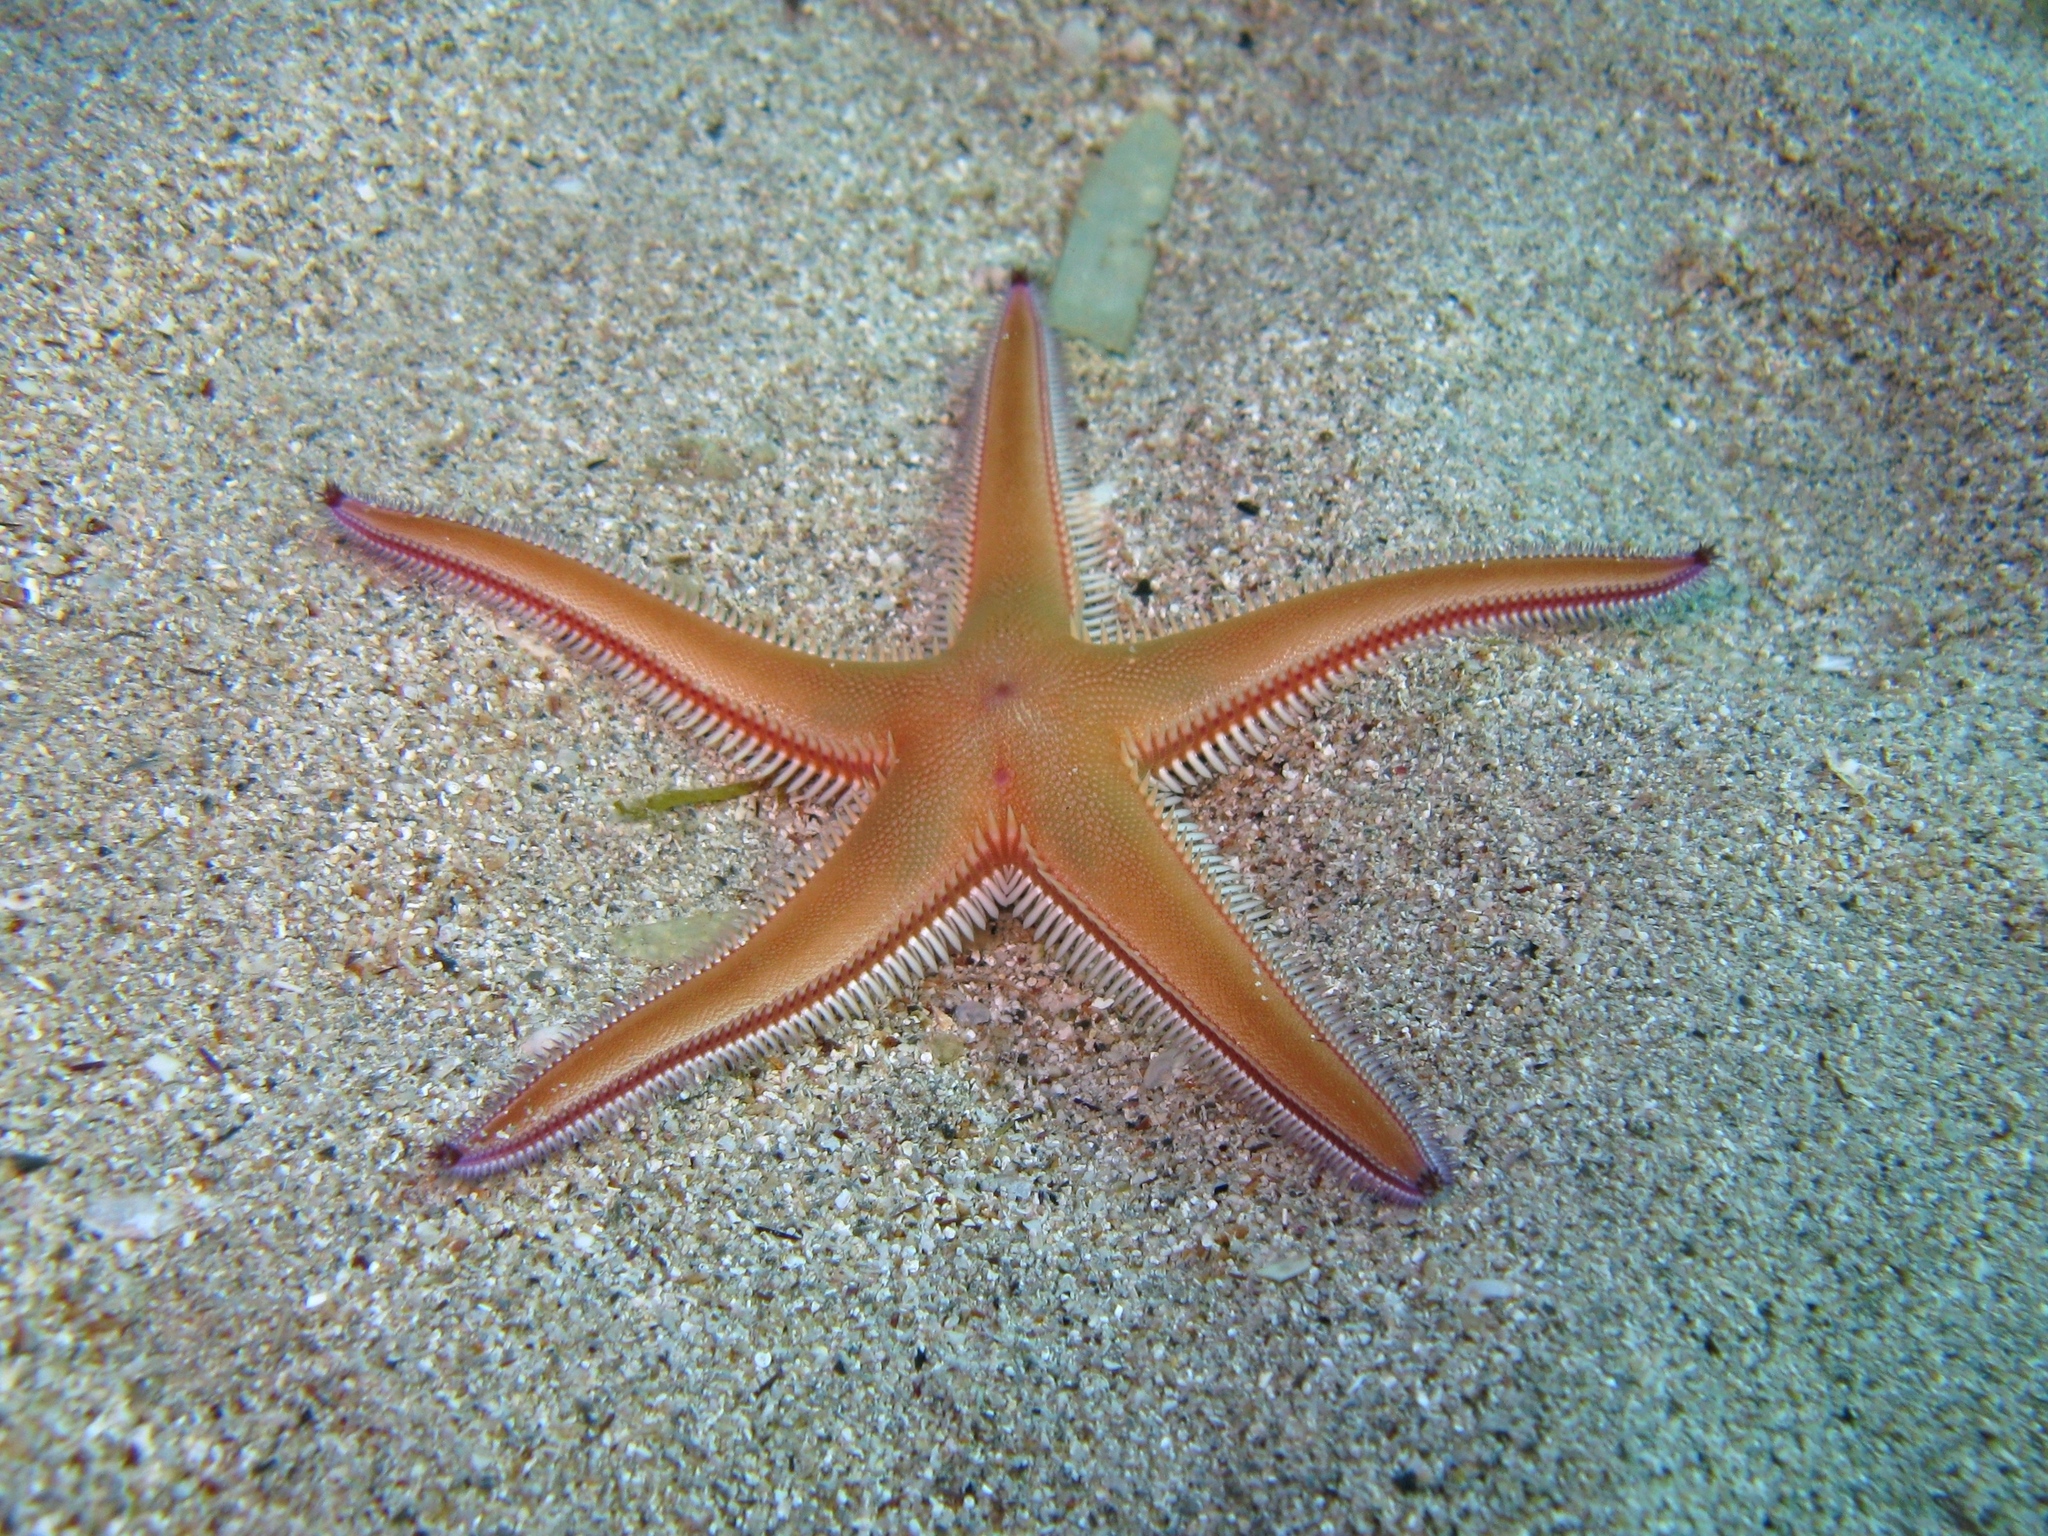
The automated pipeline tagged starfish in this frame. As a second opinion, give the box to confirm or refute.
[326,276,1710,1201]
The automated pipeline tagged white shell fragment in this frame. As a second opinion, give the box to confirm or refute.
[1824,749,1877,797]
[1462,1277,1524,1303]
[84,1194,174,1242]
[1255,1251,1313,1282]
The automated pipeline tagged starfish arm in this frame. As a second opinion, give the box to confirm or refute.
[441,771,1004,1176]
[951,278,1119,641]
[1016,767,1450,1202]
[1127,549,1713,784]
[325,485,896,794]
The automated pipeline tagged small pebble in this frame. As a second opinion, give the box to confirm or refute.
[1054,12,1101,70]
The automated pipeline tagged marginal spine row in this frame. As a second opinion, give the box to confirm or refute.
[450,846,1018,1178]
[1037,328,1123,644]
[1143,786,1451,1193]
[1153,688,1324,792]
[498,786,875,1085]
[942,314,1005,646]
[1150,555,1713,790]
[326,487,873,800]
[1010,845,1443,1204]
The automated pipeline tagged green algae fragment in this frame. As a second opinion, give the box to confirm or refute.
[613,778,765,820]
[610,909,742,967]
[1048,108,1183,354]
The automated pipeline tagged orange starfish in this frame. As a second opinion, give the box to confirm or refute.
[327,276,1709,1201]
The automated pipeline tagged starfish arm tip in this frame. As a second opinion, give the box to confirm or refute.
[427,1139,472,1175]
[432,1133,528,1180]
[1376,1173,1442,1208]
[1344,1117,1454,1206]
[1367,1139,1453,1204]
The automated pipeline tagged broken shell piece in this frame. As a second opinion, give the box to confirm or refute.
[1462,1277,1523,1303]
[1142,1038,1187,1091]
[1823,749,1876,797]
[1256,1251,1312,1282]
[516,1025,574,1061]
[85,1193,174,1241]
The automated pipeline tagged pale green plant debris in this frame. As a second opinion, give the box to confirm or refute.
[1048,107,1183,353]
[609,909,742,966]
[613,778,764,820]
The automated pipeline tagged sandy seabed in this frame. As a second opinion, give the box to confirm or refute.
[2,1,2043,1531]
